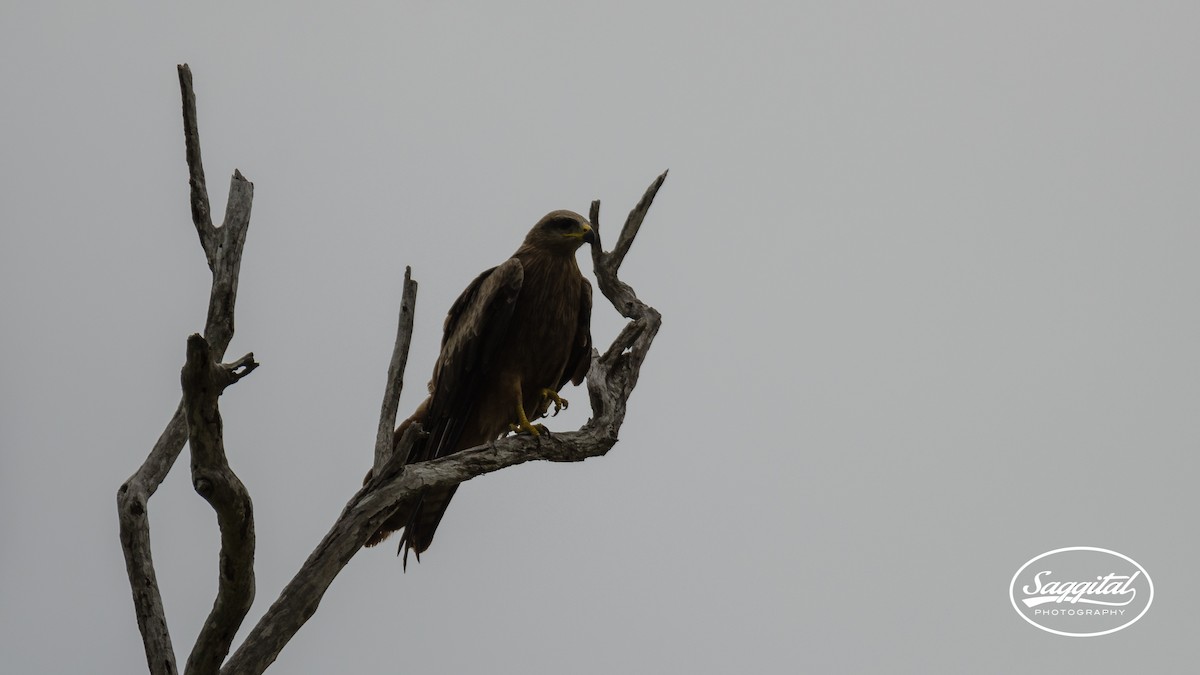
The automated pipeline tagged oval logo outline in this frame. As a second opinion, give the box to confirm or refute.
[1009,546,1154,637]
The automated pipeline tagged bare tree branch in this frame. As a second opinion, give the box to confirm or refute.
[604,169,667,277]
[118,64,255,675]
[181,336,259,675]
[117,411,185,675]
[374,267,418,475]
[178,63,215,264]
[219,172,667,675]
[203,171,254,356]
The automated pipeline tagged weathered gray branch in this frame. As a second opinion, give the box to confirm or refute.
[602,169,667,279]
[182,337,258,675]
[179,63,214,262]
[117,410,186,675]
[117,64,255,675]
[219,173,667,675]
[374,267,418,475]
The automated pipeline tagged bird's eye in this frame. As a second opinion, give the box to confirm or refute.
[549,218,574,231]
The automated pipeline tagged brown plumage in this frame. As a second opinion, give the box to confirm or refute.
[365,210,595,564]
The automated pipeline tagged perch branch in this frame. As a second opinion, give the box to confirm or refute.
[219,172,667,675]
[118,64,255,675]
[374,267,418,475]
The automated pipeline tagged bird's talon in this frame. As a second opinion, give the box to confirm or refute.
[538,388,568,417]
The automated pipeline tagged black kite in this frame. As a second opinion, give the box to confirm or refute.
[366,210,595,563]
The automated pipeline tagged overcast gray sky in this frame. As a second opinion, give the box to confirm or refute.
[2,2,1198,673]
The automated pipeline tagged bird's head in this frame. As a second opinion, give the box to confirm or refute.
[523,210,596,254]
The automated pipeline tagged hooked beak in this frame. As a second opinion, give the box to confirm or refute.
[566,222,595,244]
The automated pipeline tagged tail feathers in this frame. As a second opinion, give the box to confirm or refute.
[362,410,428,549]
[397,486,459,570]
[365,496,418,548]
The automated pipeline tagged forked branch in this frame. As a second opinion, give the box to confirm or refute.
[117,64,256,675]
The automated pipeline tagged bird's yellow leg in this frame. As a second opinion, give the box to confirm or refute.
[508,399,546,436]
[538,388,568,417]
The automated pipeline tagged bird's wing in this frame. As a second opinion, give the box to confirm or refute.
[417,257,525,463]
[559,279,593,388]
[396,258,523,565]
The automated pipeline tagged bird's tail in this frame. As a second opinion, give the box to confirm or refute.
[398,486,458,569]
[364,497,415,548]
[363,407,429,548]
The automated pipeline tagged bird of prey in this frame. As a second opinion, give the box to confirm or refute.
[365,209,595,564]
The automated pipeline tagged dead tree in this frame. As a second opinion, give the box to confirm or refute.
[116,65,666,675]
